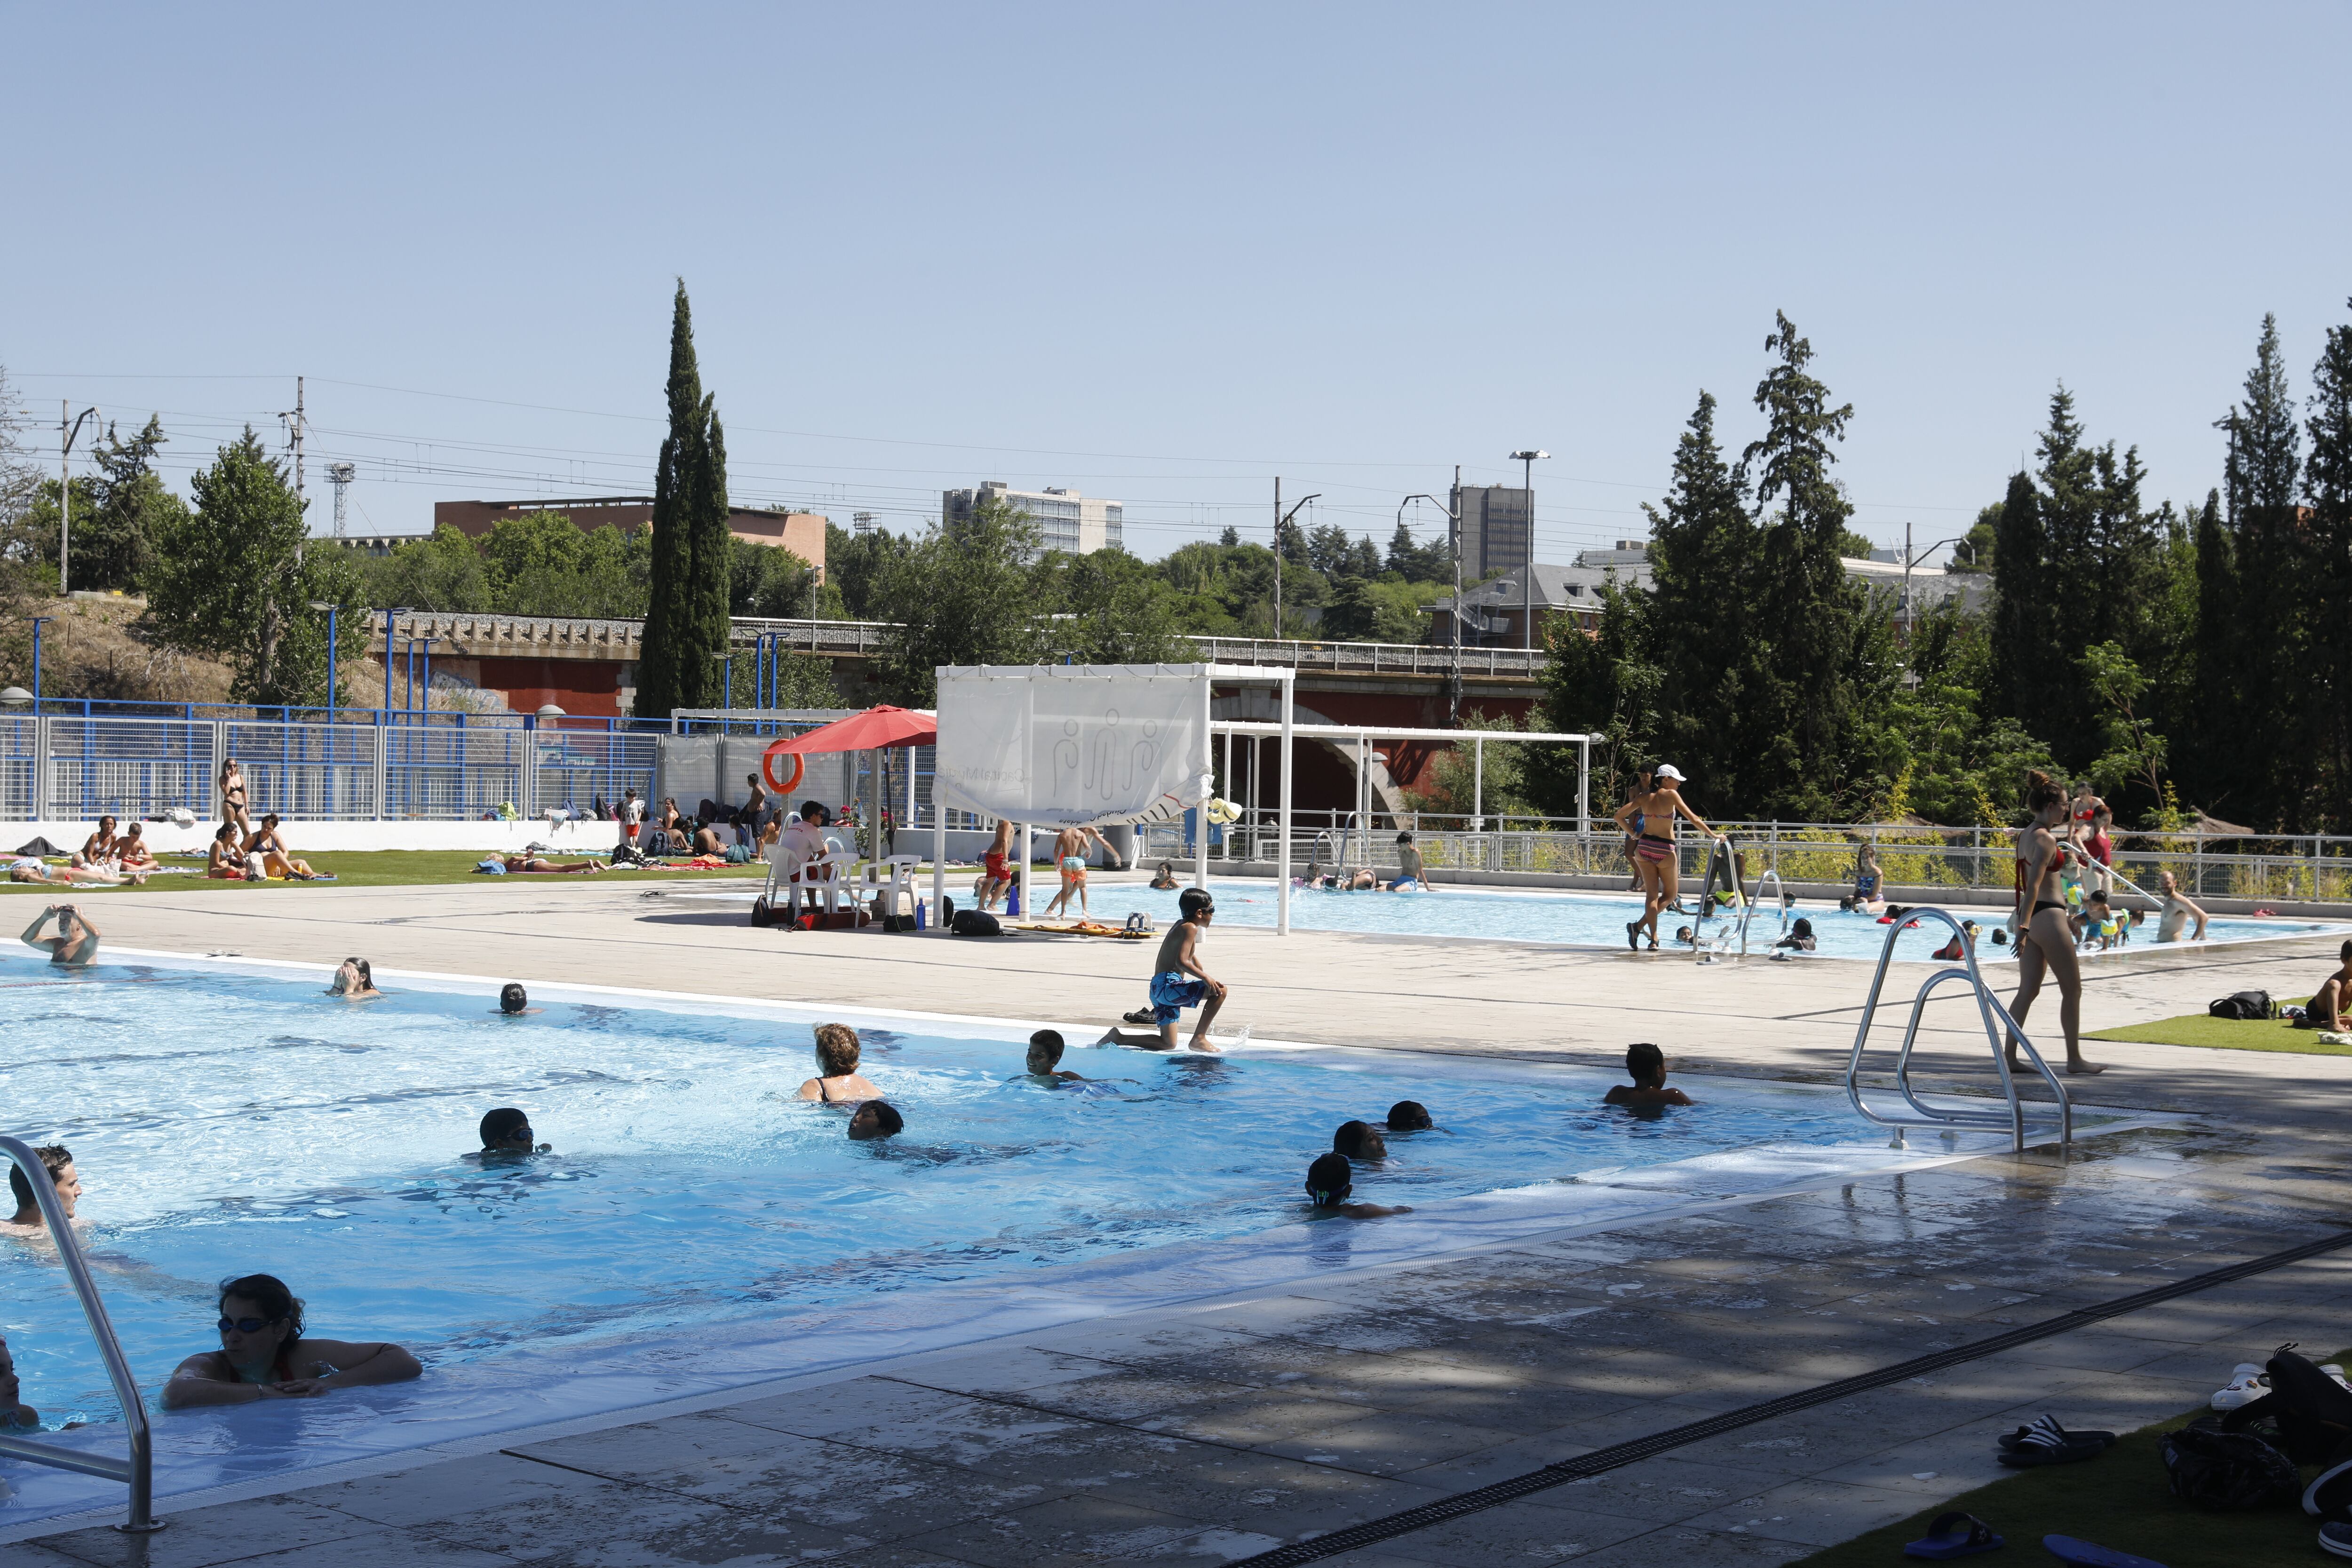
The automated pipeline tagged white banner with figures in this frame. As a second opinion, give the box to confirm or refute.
[932,664,1212,829]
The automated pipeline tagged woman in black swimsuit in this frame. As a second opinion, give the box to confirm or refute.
[2009,771,2100,1075]
[219,759,251,836]
[796,1022,881,1103]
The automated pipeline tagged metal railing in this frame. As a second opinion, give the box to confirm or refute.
[1186,637,1547,679]
[1841,909,2073,1153]
[0,1136,161,1534]
[1690,837,1745,962]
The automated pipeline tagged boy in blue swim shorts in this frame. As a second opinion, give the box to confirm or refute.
[1097,887,1228,1052]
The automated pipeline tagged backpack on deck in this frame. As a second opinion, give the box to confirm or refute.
[952,909,1001,937]
[2208,990,2278,1021]
[2160,1417,2300,1510]
[2224,1348,2352,1465]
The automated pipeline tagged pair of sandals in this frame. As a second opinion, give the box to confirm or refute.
[1996,1413,2117,1468]
[1905,1513,2161,1565]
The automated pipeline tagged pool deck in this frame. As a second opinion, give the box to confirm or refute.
[16,881,2352,1567]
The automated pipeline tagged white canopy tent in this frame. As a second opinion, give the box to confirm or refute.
[930,662,1302,931]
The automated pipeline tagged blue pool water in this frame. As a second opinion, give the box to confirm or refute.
[987,877,2347,958]
[0,961,1884,1425]
[0,957,2160,1524]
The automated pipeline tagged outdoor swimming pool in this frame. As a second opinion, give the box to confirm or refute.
[0,956,2150,1526]
[1020,878,2347,958]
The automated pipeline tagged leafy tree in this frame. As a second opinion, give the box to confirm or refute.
[1537,580,1659,816]
[1406,710,1538,818]
[2077,640,2169,804]
[144,429,367,707]
[636,281,731,717]
[869,493,1047,704]
[727,535,819,619]
[1386,518,1452,582]
[824,521,912,620]
[1218,525,1240,547]
[74,415,185,592]
[1321,575,1381,641]
[1879,605,2057,826]
[1837,525,1876,558]
[481,512,650,619]
[363,524,493,613]
[1949,502,1998,573]
[2302,300,2352,828]
[1037,546,1189,664]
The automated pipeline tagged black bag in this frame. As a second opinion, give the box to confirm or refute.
[952,909,1001,937]
[2225,1348,2352,1465]
[2208,990,2278,1021]
[2161,1417,2300,1510]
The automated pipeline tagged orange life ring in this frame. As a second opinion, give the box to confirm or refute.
[762,743,805,796]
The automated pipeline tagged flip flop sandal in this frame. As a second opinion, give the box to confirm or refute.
[2041,1536,2167,1567]
[1903,1511,2004,1559]
[1998,1414,2111,1467]
[1997,1416,2117,1452]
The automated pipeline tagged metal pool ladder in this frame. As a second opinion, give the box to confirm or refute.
[1691,837,1748,961]
[0,1134,163,1534]
[1841,909,2074,1153]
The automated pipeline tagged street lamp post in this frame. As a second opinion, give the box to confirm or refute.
[58,404,99,597]
[1509,450,1549,650]
[1270,480,1320,639]
[1900,524,1967,645]
[30,616,52,712]
[1400,472,1466,725]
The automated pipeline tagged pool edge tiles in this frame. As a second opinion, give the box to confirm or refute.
[0,955,2187,1534]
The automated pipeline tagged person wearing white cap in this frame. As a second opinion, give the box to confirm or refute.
[1611,764,1723,951]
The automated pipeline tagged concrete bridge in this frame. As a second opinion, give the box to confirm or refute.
[376,612,1549,803]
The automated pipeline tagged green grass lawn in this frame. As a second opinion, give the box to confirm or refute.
[0,850,777,891]
[2086,1001,2352,1055]
[1793,1358,2347,1567]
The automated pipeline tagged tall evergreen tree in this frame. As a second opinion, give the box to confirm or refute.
[1737,311,1868,818]
[2208,315,2303,824]
[2186,489,2233,812]
[2304,301,2352,828]
[1642,391,1761,804]
[635,281,730,718]
[1988,470,2052,729]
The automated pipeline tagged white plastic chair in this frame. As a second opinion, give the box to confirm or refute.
[859,855,922,920]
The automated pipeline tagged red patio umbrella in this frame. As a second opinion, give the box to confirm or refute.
[760,705,937,795]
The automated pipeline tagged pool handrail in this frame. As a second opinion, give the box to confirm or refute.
[1840,908,2073,1153]
[1738,868,1790,955]
[1692,836,1746,962]
[0,1133,163,1534]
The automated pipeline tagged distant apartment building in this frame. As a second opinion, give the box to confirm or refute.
[1444,483,1532,581]
[431,496,827,580]
[942,480,1124,558]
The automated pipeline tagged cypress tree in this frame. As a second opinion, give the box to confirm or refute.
[1738,311,1867,818]
[635,281,730,718]
[2212,315,2303,825]
[1643,391,1761,805]
[1988,470,2052,739]
[2186,490,2234,811]
[2304,302,2352,827]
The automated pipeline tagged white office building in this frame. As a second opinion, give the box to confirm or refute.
[943,480,1124,558]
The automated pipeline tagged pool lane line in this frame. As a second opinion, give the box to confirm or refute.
[1224,1223,2352,1568]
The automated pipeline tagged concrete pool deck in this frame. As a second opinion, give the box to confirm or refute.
[13,881,2352,1566]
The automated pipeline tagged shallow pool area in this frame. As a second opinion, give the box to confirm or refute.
[0,956,2162,1527]
[951,877,2349,958]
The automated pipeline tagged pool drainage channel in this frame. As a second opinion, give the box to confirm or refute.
[1218,1224,2352,1568]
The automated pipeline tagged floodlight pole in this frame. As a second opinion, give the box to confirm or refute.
[1271,481,1319,640]
[1510,450,1549,650]
[58,403,99,596]
[1399,481,1465,725]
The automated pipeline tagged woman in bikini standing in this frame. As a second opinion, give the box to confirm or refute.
[219,759,251,837]
[2009,770,2101,1075]
[1613,763,1721,951]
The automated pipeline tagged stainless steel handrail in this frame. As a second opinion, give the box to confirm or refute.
[1739,868,1789,955]
[0,1134,162,1533]
[1692,837,1745,962]
[1840,909,2073,1153]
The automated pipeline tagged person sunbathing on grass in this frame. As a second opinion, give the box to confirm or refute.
[2302,940,2352,1032]
[1304,1152,1410,1219]
[161,1273,421,1408]
[1602,1042,1693,1109]
[502,855,603,875]
[116,823,158,873]
[12,854,121,886]
[244,816,325,880]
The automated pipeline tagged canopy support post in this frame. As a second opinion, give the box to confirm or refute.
[1277,674,1294,935]
[1195,672,1212,891]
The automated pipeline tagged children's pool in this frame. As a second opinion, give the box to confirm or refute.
[989,877,2347,959]
[0,956,2151,1526]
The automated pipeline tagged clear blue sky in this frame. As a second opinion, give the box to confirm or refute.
[5,3,2346,565]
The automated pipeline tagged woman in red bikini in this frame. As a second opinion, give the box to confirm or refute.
[1613,764,1721,951]
[2010,770,2101,1075]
